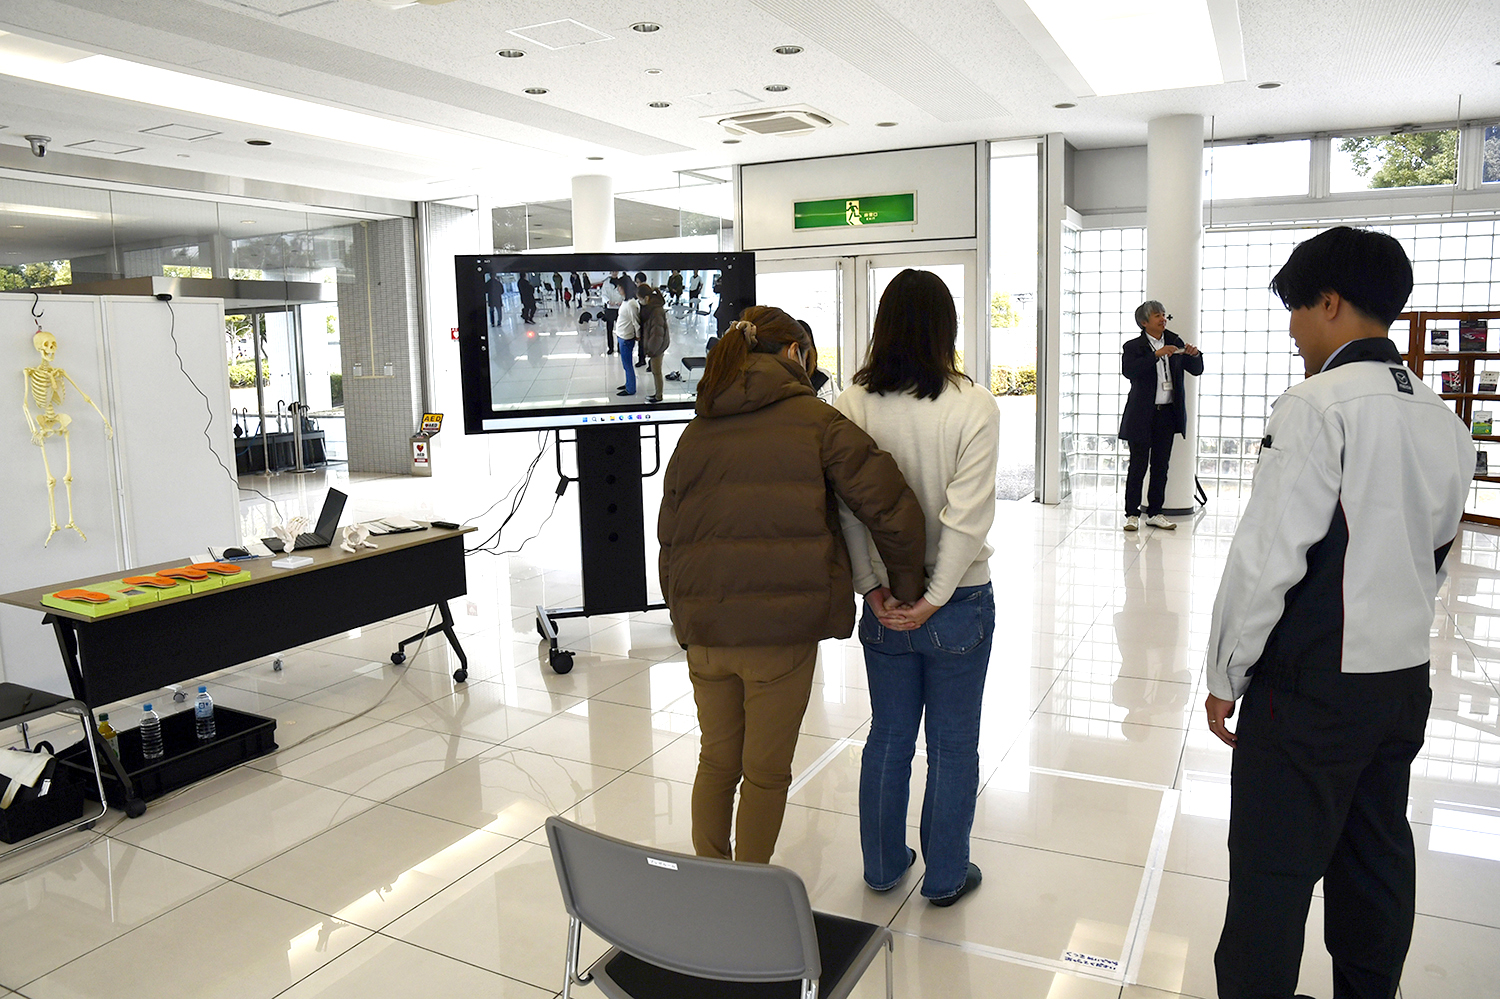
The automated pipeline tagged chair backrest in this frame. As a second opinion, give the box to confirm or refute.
[545,816,821,983]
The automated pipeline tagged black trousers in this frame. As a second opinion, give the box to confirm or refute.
[1124,406,1177,516]
[1215,667,1430,999]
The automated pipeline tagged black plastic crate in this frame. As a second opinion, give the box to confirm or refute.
[56,706,277,807]
[0,766,86,844]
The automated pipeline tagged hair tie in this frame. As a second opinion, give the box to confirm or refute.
[731,320,758,349]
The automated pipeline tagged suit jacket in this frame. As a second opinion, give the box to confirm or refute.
[1118,330,1204,441]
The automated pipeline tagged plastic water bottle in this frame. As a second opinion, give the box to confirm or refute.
[194,686,216,741]
[140,704,164,760]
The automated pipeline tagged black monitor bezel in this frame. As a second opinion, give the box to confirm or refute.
[455,251,755,434]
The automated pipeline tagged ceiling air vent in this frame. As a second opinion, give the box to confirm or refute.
[713,106,842,137]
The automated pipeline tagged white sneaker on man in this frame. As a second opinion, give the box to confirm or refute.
[1144,514,1176,529]
[1123,515,1140,532]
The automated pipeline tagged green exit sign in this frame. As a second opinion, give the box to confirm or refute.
[794,193,917,230]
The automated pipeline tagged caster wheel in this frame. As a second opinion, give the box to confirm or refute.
[453,668,469,683]
[549,648,575,674]
[124,798,147,819]
[272,657,284,672]
[81,820,96,832]
[391,651,407,665]
[172,689,187,703]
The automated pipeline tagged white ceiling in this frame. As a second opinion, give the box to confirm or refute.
[0,0,1496,206]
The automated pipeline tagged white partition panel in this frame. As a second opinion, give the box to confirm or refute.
[1,294,123,692]
[0,292,236,694]
[102,296,236,566]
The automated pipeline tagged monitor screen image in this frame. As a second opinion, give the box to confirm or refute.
[455,252,756,434]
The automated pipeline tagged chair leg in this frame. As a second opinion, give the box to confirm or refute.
[886,937,895,999]
[802,978,818,999]
[563,916,584,999]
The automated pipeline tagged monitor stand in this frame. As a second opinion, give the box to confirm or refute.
[536,423,667,672]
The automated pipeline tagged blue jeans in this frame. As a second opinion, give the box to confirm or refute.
[859,582,993,899]
[619,339,636,393]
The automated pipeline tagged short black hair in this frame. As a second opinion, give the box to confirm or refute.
[1269,226,1413,327]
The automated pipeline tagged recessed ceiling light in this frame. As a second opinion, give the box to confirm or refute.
[764,83,789,92]
[631,22,660,33]
[8,224,23,229]
[648,101,671,108]
[587,155,604,160]
[1054,102,1076,109]
[497,49,525,58]
[524,87,548,95]
[1257,81,1281,89]
[240,219,257,224]
[644,68,662,75]
[774,45,803,55]
[875,121,897,127]
[245,138,271,146]
[723,139,740,144]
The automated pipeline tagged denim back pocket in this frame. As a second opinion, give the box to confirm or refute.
[858,603,886,647]
[925,586,991,654]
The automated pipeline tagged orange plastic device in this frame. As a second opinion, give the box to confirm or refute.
[189,562,244,575]
[123,575,177,588]
[53,589,113,603]
[157,567,209,581]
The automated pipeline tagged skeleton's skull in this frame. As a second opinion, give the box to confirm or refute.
[32,330,57,362]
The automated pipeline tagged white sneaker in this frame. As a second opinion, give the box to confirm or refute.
[1123,515,1139,532]
[1145,514,1176,529]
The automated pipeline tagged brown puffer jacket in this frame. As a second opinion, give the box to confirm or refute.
[659,353,926,647]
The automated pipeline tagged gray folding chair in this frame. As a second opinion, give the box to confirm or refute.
[546,816,894,999]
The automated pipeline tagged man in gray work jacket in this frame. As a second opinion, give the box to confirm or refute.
[1205,226,1474,999]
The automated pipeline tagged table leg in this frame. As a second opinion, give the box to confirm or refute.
[391,602,469,683]
[47,616,143,814]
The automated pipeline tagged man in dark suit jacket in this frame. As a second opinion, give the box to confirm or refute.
[1119,300,1204,531]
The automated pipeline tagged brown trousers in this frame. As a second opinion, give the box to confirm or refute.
[648,354,665,398]
[687,642,818,864]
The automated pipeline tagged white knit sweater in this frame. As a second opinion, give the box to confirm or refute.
[834,379,999,606]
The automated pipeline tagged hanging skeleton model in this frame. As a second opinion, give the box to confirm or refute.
[23,329,113,545]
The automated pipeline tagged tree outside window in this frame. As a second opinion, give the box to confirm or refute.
[1333,130,1458,191]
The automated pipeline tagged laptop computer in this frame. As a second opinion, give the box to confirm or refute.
[262,488,348,553]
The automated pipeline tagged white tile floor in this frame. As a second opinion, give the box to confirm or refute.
[4,458,1499,999]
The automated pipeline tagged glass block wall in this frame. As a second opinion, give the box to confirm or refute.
[1063,218,1500,507]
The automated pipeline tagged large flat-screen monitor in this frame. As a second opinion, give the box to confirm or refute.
[455,251,755,434]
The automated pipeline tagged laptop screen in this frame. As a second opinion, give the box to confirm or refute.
[314,488,348,539]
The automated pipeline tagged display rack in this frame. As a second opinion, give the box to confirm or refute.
[1400,309,1500,527]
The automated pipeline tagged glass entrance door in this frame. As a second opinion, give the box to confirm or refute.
[755,251,979,392]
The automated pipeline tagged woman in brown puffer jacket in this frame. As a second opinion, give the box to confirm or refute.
[658,305,926,864]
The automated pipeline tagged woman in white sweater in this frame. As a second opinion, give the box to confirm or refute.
[835,268,1000,906]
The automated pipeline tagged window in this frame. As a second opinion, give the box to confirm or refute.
[1484,124,1500,185]
[1331,129,1458,193]
[1203,140,1311,200]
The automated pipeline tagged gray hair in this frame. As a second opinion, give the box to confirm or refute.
[1134,300,1166,329]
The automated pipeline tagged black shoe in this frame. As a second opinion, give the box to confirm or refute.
[607,348,615,355]
[928,863,982,907]
[635,360,645,367]
[646,395,661,403]
[866,848,917,893]
[617,385,627,391]
[616,388,634,396]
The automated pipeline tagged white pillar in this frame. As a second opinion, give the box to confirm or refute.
[1145,114,1204,515]
[571,174,615,252]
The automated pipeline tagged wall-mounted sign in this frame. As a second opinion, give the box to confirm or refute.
[793,193,917,230]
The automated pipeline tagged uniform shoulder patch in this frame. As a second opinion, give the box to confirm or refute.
[1389,367,1414,394]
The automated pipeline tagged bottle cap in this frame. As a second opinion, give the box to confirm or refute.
[99,713,109,721]
[199,686,207,693]
[143,704,153,711]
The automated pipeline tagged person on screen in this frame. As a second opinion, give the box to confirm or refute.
[518,273,537,324]
[667,269,685,305]
[483,272,502,326]
[570,272,585,305]
[640,286,670,403]
[600,274,625,356]
[689,271,703,311]
[552,271,564,303]
[659,306,926,865]
[614,282,642,396]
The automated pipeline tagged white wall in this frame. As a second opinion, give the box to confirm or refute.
[0,293,237,694]
[1072,146,1148,215]
[740,144,978,251]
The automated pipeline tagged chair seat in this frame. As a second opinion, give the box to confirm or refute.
[595,911,883,999]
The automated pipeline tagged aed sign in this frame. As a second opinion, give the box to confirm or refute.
[793,193,916,230]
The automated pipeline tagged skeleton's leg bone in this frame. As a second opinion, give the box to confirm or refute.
[61,426,86,540]
[36,438,60,546]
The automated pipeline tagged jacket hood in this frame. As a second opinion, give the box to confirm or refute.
[696,352,814,417]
